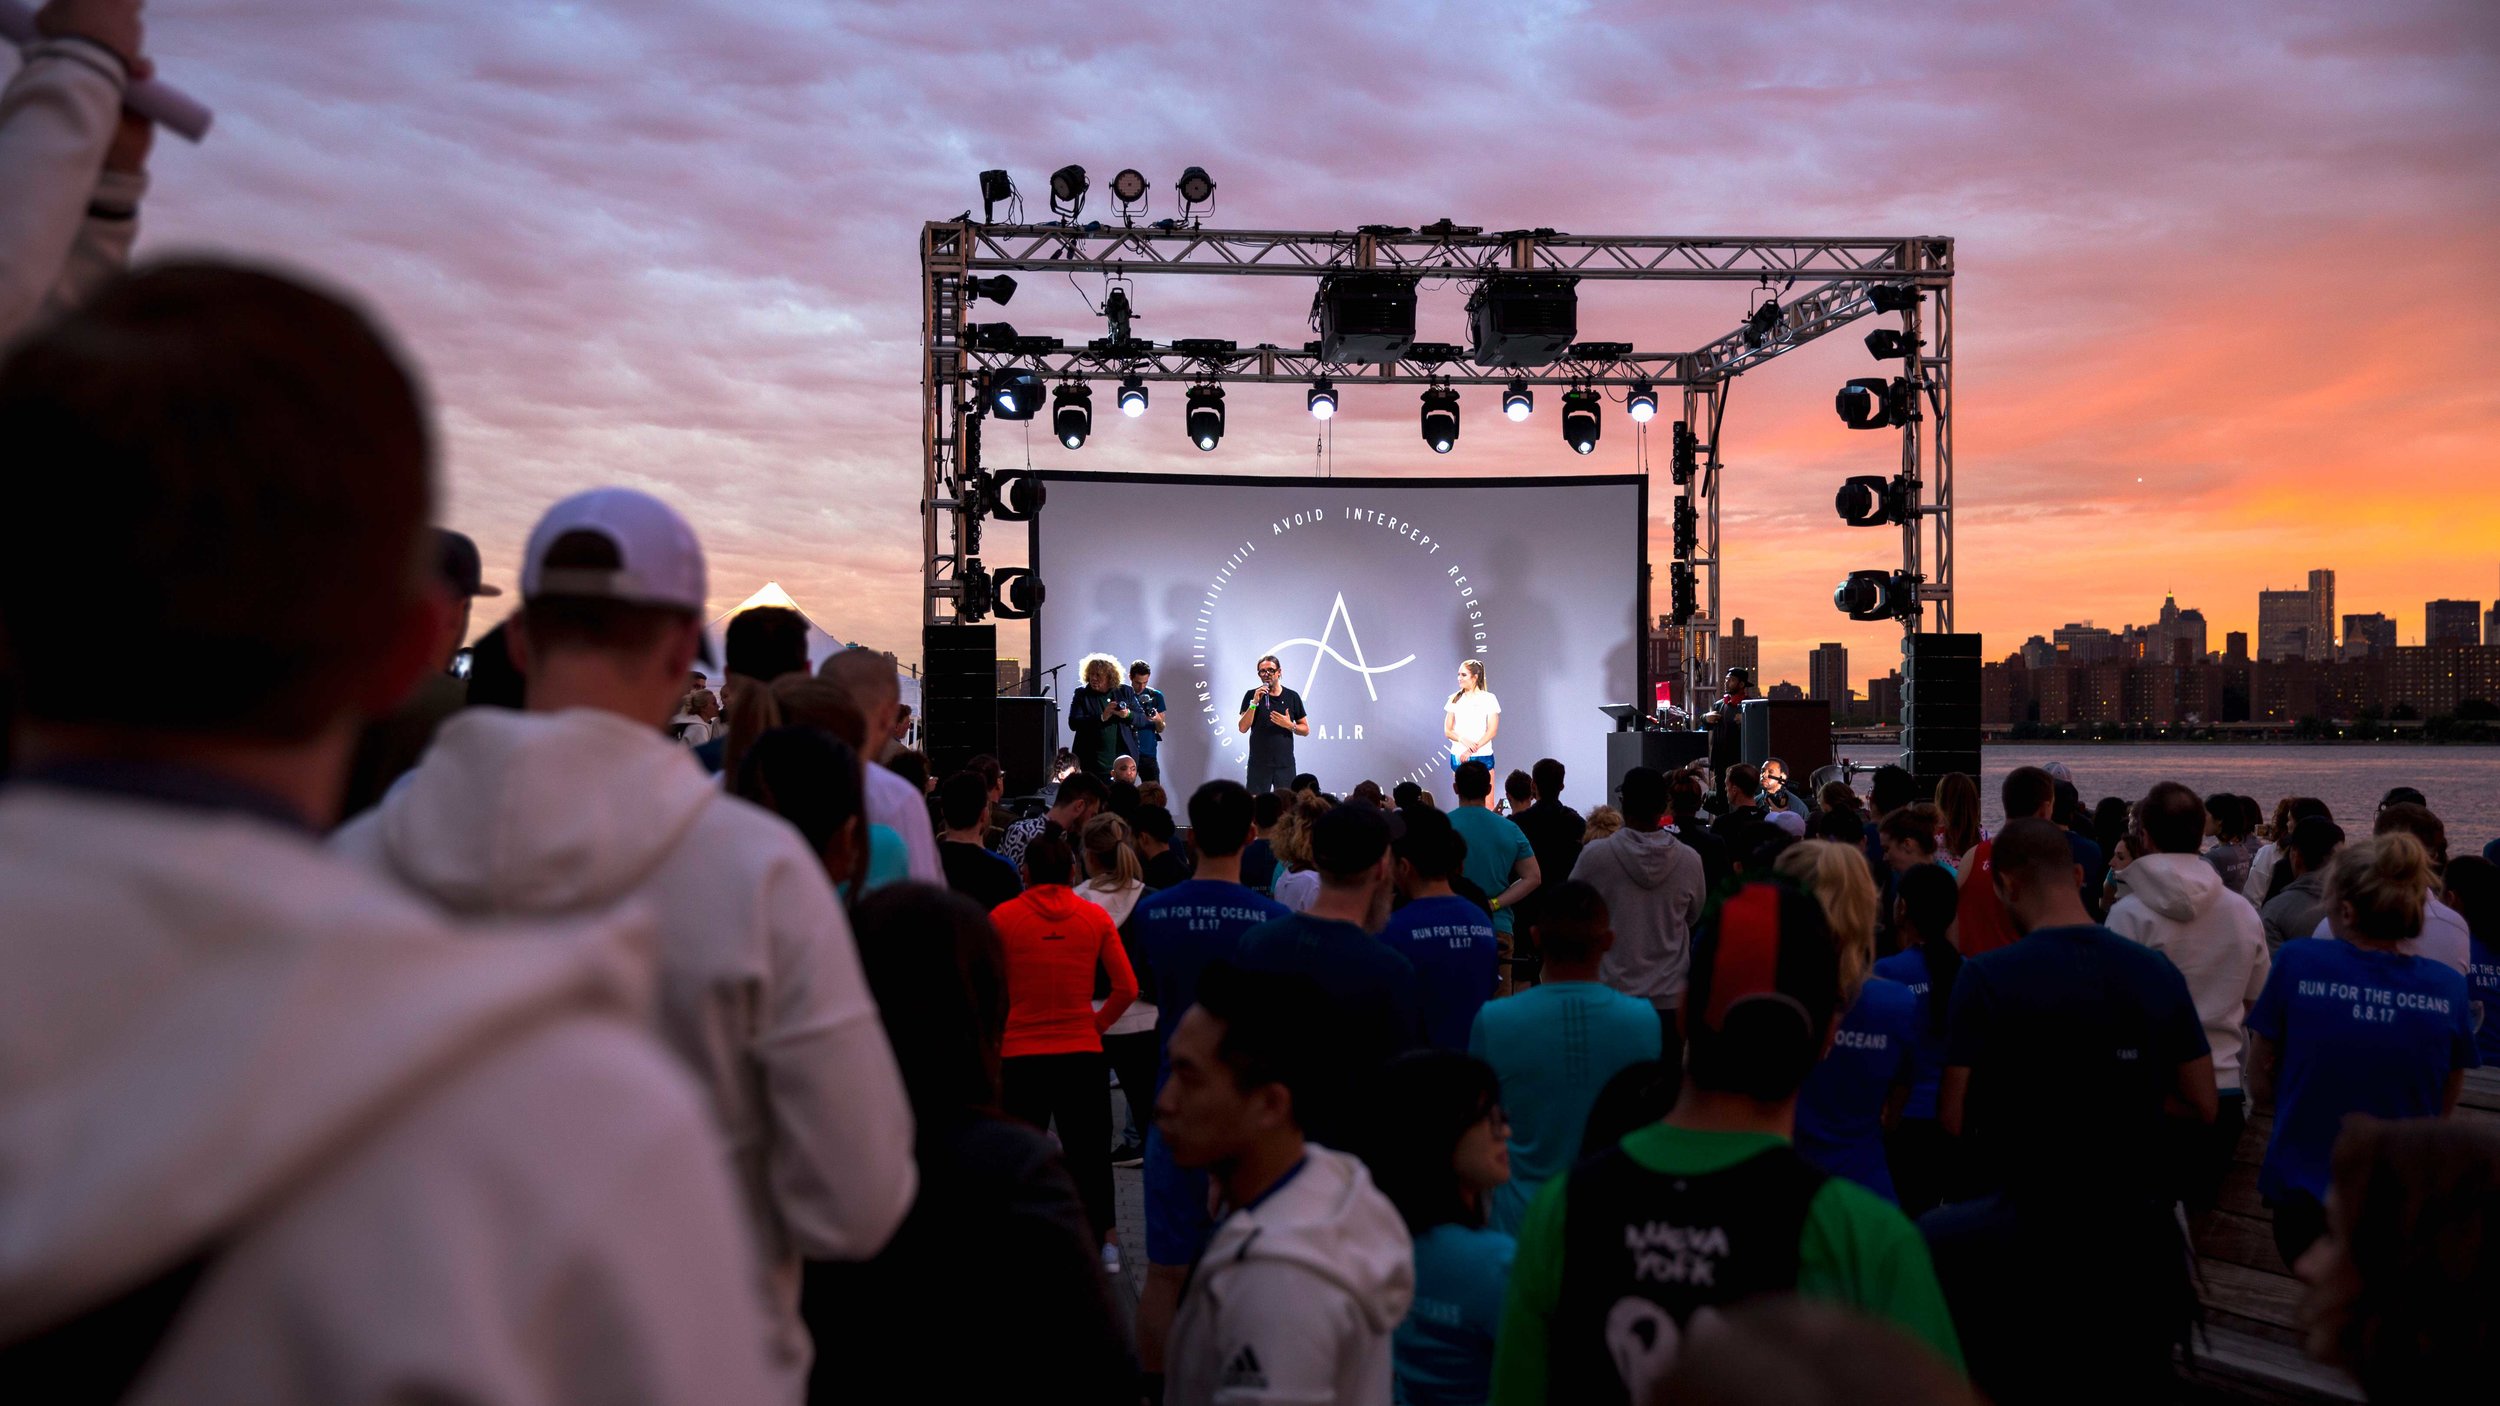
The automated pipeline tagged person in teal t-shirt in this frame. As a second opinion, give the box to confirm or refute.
[1468,880,1660,1234]
[1448,761,1539,945]
[1359,1051,1517,1406]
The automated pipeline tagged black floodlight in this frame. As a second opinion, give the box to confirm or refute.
[966,321,1020,352]
[1117,376,1149,417]
[1868,284,1922,313]
[1103,285,1135,344]
[1420,386,1460,453]
[1835,473,1915,527]
[1110,167,1149,210]
[989,470,1047,522]
[1627,381,1659,424]
[1185,384,1226,450]
[1177,166,1217,213]
[1307,380,1339,421]
[991,567,1045,620]
[987,368,1045,420]
[978,169,1014,221]
[1501,379,1534,421]
[1864,328,1921,360]
[1313,272,1418,364]
[1670,420,1702,486]
[1467,275,1580,367]
[1671,563,1698,626]
[1048,164,1088,219]
[1673,498,1699,558]
[1052,382,1092,448]
[1835,569,1918,621]
[1560,387,1601,455]
[968,275,1017,305]
[1742,296,1785,349]
[957,559,993,620]
[1835,376,1916,430]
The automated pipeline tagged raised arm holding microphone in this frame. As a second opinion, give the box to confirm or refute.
[1236,654,1308,794]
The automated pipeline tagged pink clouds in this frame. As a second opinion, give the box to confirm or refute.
[89,0,2500,682]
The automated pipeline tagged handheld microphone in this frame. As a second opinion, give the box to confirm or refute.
[1,2,214,142]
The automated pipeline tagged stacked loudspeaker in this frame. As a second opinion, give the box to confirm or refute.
[921,623,998,779]
[1902,632,1982,796]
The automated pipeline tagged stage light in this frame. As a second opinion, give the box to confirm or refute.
[1420,386,1460,453]
[1307,380,1339,421]
[957,558,993,620]
[1742,296,1784,350]
[1111,168,1149,211]
[968,275,1017,305]
[1103,286,1135,344]
[1561,387,1601,455]
[1502,380,1533,421]
[1868,284,1921,314]
[1052,383,1092,448]
[1670,564,1698,626]
[1177,166,1217,209]
[978,169,1015,222]
[1670,421,1701,486]
[1314,272,1418,364]
[1673,498,1699,558]
[988,368,1045,420]
[1627,381,1658,423]
[1835,568,1918,622]
[1835,473,1914,527]
[1864,328,1921,361]
[1468,276,1580,367]
[1049,165,1088,220]
[1118,376,1149,417]
[966,322,1020,352]
[992,566,1045,620]
[1186,384,1226,450]
[981,470,1047,523]
[1835,376,1915,431]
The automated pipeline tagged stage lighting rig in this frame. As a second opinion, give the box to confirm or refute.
[957,559,993,620]
[1420,385,1460,454]
[977,169,1015,222]
[1052,383,1092,448]
[1186,384,1226,451]
[1560,388,1601,455]
[1673,498,1698,558]
[1307,380,1339,421]
[1502,380,1533,421]
[1835,377,1917,431]
[1467,275,1580,367]
[966,322,1020,352]
[1110,168,1149,217]
[1049,165,1088,220]
[984,470,1046,522]
[987,368,1045,420]
[1314,272,1418,365]
[1671,564,1698,626]
[1868,283,1922,314]
[1864,328,1922,361]
[991,567,1045,620]
[1670,421,1702,486]
[1103,285,1136,345]
[1627,381,1659,424]
[1176,166,1217,218]
[1835,474,1915,527]
[1117,376,1149,417]
[968,275,1017,305]
[1835,569,1919,622]
[1742,293,1786,350]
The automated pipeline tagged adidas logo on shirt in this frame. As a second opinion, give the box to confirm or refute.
[1221,1344,1268,1390]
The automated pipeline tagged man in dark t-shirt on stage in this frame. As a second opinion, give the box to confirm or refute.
[1237,653,1309,793]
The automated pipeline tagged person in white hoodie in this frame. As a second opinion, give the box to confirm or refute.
[0,0,154,343]
[2105,781,2271,1213]
[1157,962,1415,1406]
[1569,765,1708,1051]
[0,263,782,1403]
[334,486,915,1391]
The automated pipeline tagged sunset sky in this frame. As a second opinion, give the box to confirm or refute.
[111,0,2500,691]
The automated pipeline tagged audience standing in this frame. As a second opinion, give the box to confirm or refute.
[1873,863,1962,1217]
[1570,766,1706,1055]
[1512,759,1586,938]
[934,770,1022,910]
[1781,841,1919,1203]
[2261,815,2346,949]
[2305,803,2474,977]
[1362,1052,1517,1406]
[2442,853,2500,1062]
[1377,804,1502,1052]
[1949,765,2059,958]
[818,648,941,883]
[1075,813,1157,1167]
[1450,760,1542,990]
[1000,769,1106,871]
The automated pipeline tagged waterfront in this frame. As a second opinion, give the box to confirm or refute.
[1834,742,2500,844]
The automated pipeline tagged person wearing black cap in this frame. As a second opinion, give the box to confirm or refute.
[1490,881,1963,1404]
[337,527,505,819]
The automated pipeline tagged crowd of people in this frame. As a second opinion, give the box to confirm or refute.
[3,8,2498,1401]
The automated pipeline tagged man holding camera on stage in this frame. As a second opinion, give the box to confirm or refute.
[1237,654,1308,794]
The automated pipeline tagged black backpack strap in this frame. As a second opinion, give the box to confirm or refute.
[0,1247,221,1403]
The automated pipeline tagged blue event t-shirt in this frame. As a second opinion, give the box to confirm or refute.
[1237,911,1422,1054]
[1871,948,1947,1121]
[2246,937,2479,1202]
[1130,879,1291,1072]
[1447,805,1535,936]
[2469,934,2500,1064]
[1469,981,1662,1235]
[1376,894,1500,1051]
[1393,1222,1515,1406]
[1793,976,1921,1202]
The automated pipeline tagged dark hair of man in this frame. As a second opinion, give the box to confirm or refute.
[1053,770,1109,807]
[1805,810,1860,844]
[1130,660,1151,679]
[724,605,809,682]
[1896,863,1963,1036]
[732,726,862,860]
[0,262,430,739]
[1252,788,1289,829]
[1135,804,1177,844]
[1312,803,1393,879]
[1733,820,1795,874]
[1391,781,1424,810]
[1394,804,1465,881]
[1359,1051,1502,1235]
[465,621,527,709]
[1990,817,2076,887]
[964,753,1004,788]
[1531,757,1566,800]
[1725,761,1760,795]
[1581,1059,1681,1162]
[2373,802,2448,868]
[1504,769,1536,807]
[1617,767,1669,829]
[2052,778,2088,830]
[1192,961,1333,1130]
[1187,780,1256,857]
[850,882,1007,1116]
[771,675,869,750]
[1453,760,1493,801]
[2001,765,2056,821]
[1530,878,1610,965]
[1878,804,1940,852]
[2289,796,2334,827]
[884,749,929,796]
[1817,781,1861,817]
[1683,882,1840,1102]
[2207,792,2252,842]
[1104,780,1141,826]
[2378,786,2427,812]
[939,771,993,831]
[1291,772,1320,794]
[2441,855,2498,944]
[1022,833,1077,887]
[1668,771,1707,820]
[2140,781,2208,855]
[2290,815,2347,872]
[1869,764,1917,814]
[1725,667,1751,686]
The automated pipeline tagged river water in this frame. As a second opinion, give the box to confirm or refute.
[1831,743,2500,849]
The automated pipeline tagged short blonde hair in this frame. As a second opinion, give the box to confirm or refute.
[1775,839,1878,1006]
[1583,805,1625,843]
[2328,833,2432,944]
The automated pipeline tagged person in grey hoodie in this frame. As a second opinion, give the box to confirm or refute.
[2104,782,2271,1212]
[1158,963,1414,1406]
[1569,766,1707,1047]
[2260,816,2345,950]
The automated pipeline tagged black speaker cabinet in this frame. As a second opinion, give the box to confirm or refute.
[1605,730,1711,806]
[992,695,1060,799]
[1740,699,1832,777]
[1903,632,1983,794]
[922,623,997,779]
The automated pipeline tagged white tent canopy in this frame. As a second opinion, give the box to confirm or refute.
[702,583,916,714]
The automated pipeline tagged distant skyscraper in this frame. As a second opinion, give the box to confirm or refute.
[1808,643,1849,704]
[2225,631,2249,664]
[2427,599,2481,648]
[2258,590,2313,662]
[1722,617,1760,679]
[2053,622,2121,663]
[2019,634,2057,670]
[2487,600,2500,648]
[2175,607,2209,661]
[2307,570,2336,661]
[2342,613,2397,659]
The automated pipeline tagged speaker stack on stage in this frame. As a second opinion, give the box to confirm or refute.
[1740,699,1833,778]
[920,623,997,781]
[1902,632,1983,796]
[992,694,1059,799]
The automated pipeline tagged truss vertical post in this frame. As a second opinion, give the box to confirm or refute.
[922,221,972,627]
[1929,264,1953,633]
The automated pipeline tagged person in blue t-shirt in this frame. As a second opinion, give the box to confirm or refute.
[1469,879,1661,1234]
[2439,854,2500,1062]
[1447,760,1540,947]
[1873,863,1963,1217]
[1125,780,1290,1387]
[2247,833,2480,1268]
[1378,806,1501,1051]
[1778,840,1919,1202]
[1125,660,1168,782]
[1239,789,1286,895]
[1356,1050,1515,1406]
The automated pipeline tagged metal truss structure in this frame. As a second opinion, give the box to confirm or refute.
[920,219,1955,714]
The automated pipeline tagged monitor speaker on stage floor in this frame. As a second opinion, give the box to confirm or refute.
[1902,632,1983,797]
[1741,699,1832,777]
[922,622,997,780]
[993,695,1059,798]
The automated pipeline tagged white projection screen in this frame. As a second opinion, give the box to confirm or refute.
[1029,472,1645,802]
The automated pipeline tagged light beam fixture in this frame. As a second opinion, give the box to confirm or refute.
[987,368,1045,420]
[1185,384,1225,450]
[1048,164,1087,220]
[1561,387,1601,455]
[1420,385,1460,453]
[1117,376,1149,417]
[1052,383,1092,448]
[1627,381,1659,423]
[1307,380,1339,421]
[1502,379,1533,421]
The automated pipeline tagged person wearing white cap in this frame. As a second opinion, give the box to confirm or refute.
[336,486,916,1393]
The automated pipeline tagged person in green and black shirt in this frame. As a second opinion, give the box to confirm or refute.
[1490,881,1962,1406]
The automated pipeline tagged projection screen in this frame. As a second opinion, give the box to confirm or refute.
[1029,472,1645,802]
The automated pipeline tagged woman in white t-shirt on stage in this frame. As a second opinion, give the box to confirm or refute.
[1444,660,1500,777]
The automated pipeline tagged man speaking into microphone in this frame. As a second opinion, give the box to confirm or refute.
[1237,653,1309,794]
